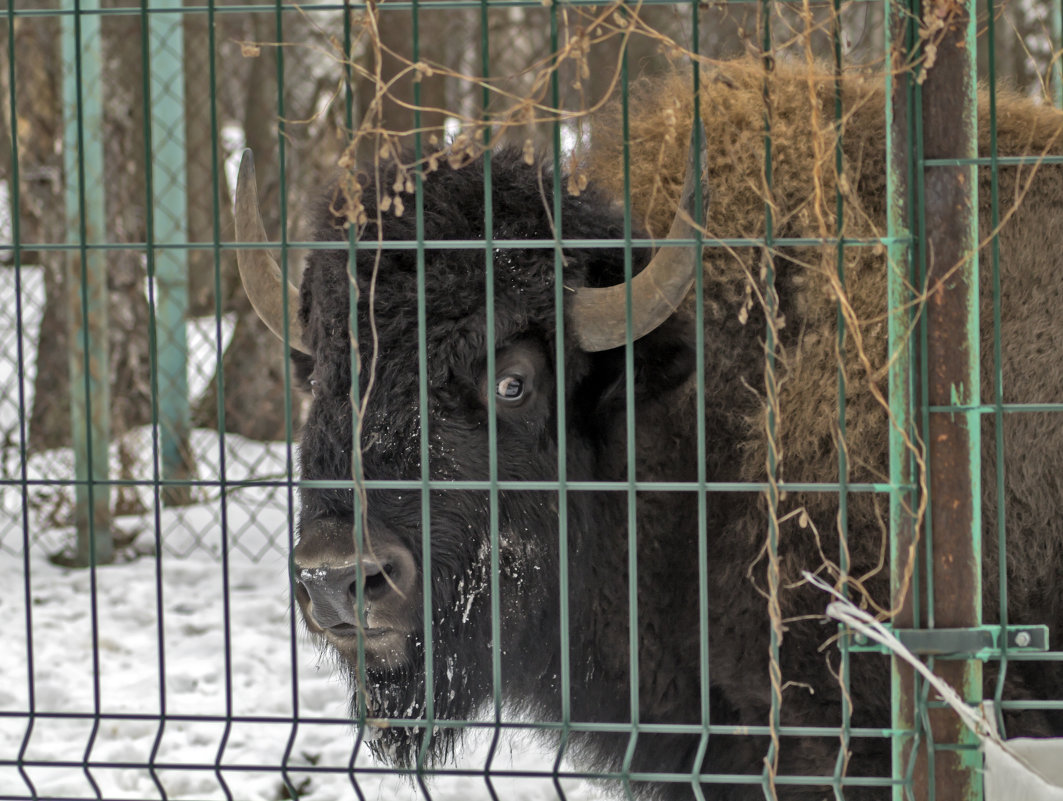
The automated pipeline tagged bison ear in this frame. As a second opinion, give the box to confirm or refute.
[631,313,696,400]
[583,313,696,413]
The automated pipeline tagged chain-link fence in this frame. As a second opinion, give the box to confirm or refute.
[2,0,1063,798]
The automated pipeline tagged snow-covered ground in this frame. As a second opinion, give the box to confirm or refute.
[0,267,601,800]
[0,482,601,801]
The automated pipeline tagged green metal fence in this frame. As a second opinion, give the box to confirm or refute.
[3,0,1063,799]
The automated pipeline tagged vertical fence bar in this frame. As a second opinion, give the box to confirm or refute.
[688,16,710,801]
[829,7,852,797]
[479,4,502,797]
[8,3,39,793]
[138,0,171,794]
[886,0,919,794]
[758,6,781,797]
[985,0,1011,740]
[149,0,192,507]
[62,0,112,565]
[619,42,641,801]
[547,8,573,799]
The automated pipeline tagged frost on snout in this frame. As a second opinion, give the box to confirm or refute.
[292,520,421,671]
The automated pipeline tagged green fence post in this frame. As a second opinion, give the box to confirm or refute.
[149,0,193,506]
[62,0,112,566]
[886,0,920,794]
[888,10,922,794]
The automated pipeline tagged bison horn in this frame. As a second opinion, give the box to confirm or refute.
[234,149,311,356]
[569,122,707,352]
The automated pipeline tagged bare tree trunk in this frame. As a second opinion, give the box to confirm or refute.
[29,266,69,453]
[376,3,447,142]
[14,10,72,455]
[184,0,237,318]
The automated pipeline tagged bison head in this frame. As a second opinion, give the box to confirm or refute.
[235,132,705,765]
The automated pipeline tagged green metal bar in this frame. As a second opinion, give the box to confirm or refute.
[885,0,919,795]
[477,3,503,797]
[547,5,574,796]
[268,0,310,794]
[404,0,436,792]
[137,0,170,794]
[2,476,901,493]
[267,7,300,796]
[688,16,711,801]
[8,0,812,16]
[759,7,781,797]
[830,8,852,796]
[413,33,437,801]
[15,233,928,251]
[282,0,314,789]
[62,0,112,566]
[0,706,891,731]
[334,7,370,792]
[619,43,641,801]
[911,24,936,801]
[922,155,1063,166]
[984,0,1011,738]
[149,0,193,507]
[0,709,904,737]
[8,0,38,791]
[59,2,110,794]
[927,403,1063,413]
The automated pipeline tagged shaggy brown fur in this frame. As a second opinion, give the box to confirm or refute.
[589,55,1063,787]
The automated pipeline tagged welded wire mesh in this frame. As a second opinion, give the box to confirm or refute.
[2,0,1063,799]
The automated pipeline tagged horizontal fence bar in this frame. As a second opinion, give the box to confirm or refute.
[2,235,914,252]
[0,769,900,786]
[0,774,900,801]
[0,714,894,739]
[929,403,1063,413]
[5,0,885,16]
[996,698,1063,708]
[924,156,1063,167]
[0,477,901,492]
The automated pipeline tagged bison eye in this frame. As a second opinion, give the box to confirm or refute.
[484,341,548,413]
[496,375,525,403]
[309,377,319,399]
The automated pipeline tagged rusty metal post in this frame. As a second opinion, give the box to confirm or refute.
[62,0,113,566]
[890,0,983,796]
[920,9,984,791]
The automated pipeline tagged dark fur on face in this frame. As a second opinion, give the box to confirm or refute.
[292,148,698,773]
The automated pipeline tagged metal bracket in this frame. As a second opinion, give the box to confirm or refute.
[844,624,1049,659]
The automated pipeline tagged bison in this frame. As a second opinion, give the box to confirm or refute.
[235,58,1063,799]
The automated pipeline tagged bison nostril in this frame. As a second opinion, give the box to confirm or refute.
[363,562,395,601]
